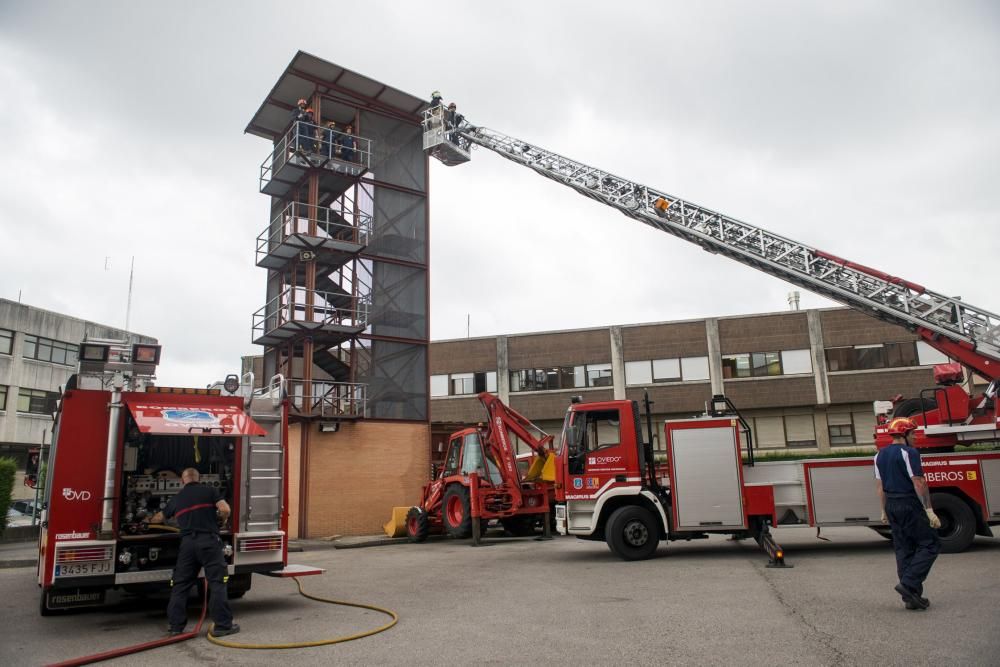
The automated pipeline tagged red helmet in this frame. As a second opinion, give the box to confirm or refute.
[887,417,917,436]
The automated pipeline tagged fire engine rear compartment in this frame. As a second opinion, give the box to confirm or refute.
[119,419,235,530]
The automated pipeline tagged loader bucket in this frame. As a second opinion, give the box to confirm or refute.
[524,452,558,483]
[383,506,411,538]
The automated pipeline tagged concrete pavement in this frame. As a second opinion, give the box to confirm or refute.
[1,527,997,666]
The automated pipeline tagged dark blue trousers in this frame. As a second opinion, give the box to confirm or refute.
[886,496,940,595]
[167,533,233,631]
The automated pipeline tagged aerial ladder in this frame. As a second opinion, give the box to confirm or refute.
[424,112,1000,450]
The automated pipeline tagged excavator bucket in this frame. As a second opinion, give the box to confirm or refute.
[383,506,411,538]
[524,453,558,483]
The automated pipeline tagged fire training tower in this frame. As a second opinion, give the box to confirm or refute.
[245,52,431,537]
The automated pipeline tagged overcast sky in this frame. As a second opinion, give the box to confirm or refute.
[1,1,997,386]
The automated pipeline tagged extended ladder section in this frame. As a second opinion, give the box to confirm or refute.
[243,376,286,532]
[426,122,1000,379]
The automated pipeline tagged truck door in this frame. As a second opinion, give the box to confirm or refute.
[565,407,631,497]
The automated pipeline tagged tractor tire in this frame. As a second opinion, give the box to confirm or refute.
[932,493,976,554]
[502,516,537,537]
[406,506,430,543]
[892,397,937,419]
[605,505,659,561]
[442,485,473,538]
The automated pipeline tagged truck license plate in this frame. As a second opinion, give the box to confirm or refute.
[55,561,113,577]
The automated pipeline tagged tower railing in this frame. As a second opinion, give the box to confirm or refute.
[260,121,373,193]
[251,287,371,344]
[256,201,372,263]
[288,380,367,419]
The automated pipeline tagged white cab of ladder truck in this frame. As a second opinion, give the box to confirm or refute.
[36,338,317,615]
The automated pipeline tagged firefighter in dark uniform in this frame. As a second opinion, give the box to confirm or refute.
[148,468,240,637]
[875,417,942,610]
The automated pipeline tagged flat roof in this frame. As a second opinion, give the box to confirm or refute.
[245,51,427,140]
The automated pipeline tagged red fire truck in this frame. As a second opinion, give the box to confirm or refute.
[553,394,999,560]
[423,113,1000,561]
[36,338,314,614]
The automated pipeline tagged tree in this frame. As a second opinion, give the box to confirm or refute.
[0,457,16,535]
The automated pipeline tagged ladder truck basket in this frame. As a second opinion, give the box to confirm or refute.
[422,108,470,166]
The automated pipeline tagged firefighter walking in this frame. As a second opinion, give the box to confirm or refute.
[147,468,240,637]
[875,417,942,610]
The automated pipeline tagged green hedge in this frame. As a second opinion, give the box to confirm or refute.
[0,457,16,535]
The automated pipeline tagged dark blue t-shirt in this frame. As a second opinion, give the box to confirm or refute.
[163,482,222,535]
[874,444,924,497]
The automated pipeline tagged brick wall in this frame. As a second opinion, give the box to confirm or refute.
[719,312,810,353]
[820,309,919,347]
[511,389,614,421]
[429,338,496,374]
[430,396,484,423]
[828,368,933,403]
[722,376,817,409]
[621,321,707,361]
[288,422,301,539]
[295,420,429,537]
[508,329,610,368]
[625,382,713,414]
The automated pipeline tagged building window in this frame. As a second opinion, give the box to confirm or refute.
[0,328,13,355]
[17,388,59,415]
[723,351,782,379]
[828,414,856,445]
[509,363,612,392]
[430,374,449,397]
[916,341,949,366]
[753,416,786,448]
[586,363,613,387]
[780,349,813,375]
[784,414,816,448]
[825,342,920,372]
[625,356,711,385]
[625,360,652,385]
[651,358,680,382]
[22,334,78,366]
[431,371,497,397]
[0,385,7,411]
[680,356,710,381]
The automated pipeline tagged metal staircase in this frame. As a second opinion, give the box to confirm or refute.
[424,119,1000,372]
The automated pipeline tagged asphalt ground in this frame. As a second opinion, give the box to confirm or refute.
[1,527,998,666]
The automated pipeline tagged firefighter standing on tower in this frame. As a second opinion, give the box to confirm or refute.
[874,417,942,610]
[147,468,241,637]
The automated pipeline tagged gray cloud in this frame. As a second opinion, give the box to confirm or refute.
[1,1,997,384]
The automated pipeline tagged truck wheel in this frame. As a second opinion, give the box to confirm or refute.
[442,486,473,538]
[226,574,252,600]
[605,506,659,561]
[932,493,976,553]
[39,589,56,616]
[406,506,430,543]
[502,516,536,537]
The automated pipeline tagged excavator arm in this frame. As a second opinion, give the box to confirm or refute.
[476,392,555,511]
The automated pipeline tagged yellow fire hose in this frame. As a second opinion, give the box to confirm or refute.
[205,576,398,650]
[146,524,399,651]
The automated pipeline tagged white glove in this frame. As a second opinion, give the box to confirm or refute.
[926,508,941,529]
[880,511,888,525]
